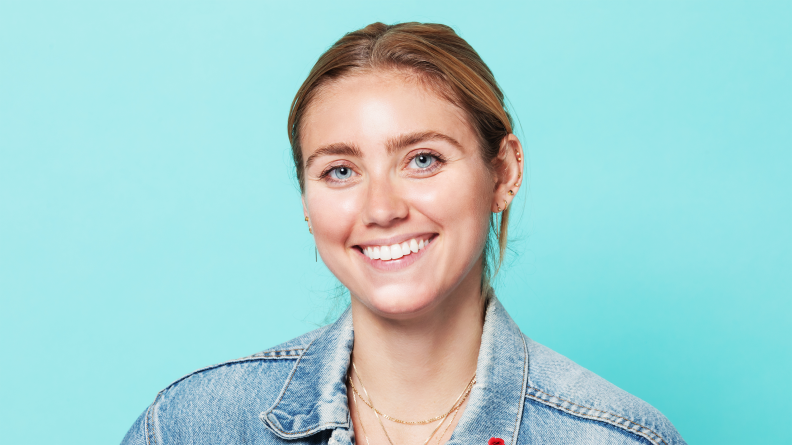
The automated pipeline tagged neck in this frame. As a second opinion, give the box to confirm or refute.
[349,270,485,421]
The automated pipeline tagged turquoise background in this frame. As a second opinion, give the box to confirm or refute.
[1,1,790,444]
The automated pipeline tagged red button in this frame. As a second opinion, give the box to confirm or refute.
[488,438,505,445]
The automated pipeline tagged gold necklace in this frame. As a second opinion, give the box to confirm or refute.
[349,378,374,445]
[349,363,476,445]
[434,404,461,445]
[350,362,476,425]
[350,375,450,445]
[350,374,456,445]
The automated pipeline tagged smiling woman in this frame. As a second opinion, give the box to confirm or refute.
[300,71,509,315]
[121,22,686,445]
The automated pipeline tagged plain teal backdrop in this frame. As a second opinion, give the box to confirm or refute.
[1,1,790,444]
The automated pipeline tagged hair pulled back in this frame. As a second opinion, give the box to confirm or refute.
[288,22,516,294]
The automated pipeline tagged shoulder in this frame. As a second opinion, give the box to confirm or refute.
[519,336,686,445]
[158,326,325,404]
[121,326,329,445]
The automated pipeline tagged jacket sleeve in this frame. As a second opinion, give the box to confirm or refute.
[120,408,149,445]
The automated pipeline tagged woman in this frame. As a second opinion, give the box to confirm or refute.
[122,22,685,445]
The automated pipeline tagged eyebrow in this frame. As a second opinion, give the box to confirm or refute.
[303,131,463,169]
[304,143,363,169]
[386,131,463,154]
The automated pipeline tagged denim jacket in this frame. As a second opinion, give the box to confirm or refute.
[122,298,686,445]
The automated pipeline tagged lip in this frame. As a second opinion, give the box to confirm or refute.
[355,234,437,272]
[355,232,437,248]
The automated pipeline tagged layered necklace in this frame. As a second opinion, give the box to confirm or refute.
[348,361,476,445]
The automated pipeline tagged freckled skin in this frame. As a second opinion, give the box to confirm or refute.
[300,72,495,320]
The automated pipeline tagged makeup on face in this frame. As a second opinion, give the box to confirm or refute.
[300,72,494,315]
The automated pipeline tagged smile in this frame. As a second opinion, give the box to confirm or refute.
[360,236,433,261]
[354,234,436,271]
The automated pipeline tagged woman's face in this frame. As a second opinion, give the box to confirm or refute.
[301,72,496,319]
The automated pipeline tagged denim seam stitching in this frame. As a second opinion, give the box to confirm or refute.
[250,349,306,359]
[254,347,306,355]
[264,418,348,436]
[255,355,303,359]
[525,387,668,445]
[262,336,350,436]
[510,334,529,445]
[145,393,163,445]
[144,404,151,445]
[159,353,304,394]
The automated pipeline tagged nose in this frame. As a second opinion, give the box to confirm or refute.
[361,173,409,227]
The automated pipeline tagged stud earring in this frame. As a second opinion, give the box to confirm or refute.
[496,202,502,213]
[508,190,514,196]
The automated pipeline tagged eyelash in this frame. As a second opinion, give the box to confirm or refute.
[317,151,447,184]
[405,151,446,174]
[319,163,356,183]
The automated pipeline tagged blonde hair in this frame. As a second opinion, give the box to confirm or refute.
[288,22,515,294]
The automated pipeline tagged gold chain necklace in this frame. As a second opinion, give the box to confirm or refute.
[433,403,461,445]
[349,379,375,445]
[349,362,476,445]
[349,373,459,445]
[350,362,476,425]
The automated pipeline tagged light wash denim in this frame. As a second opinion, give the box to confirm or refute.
[122,298,686,444]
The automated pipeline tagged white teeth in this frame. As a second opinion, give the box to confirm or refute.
[363,237,432,261]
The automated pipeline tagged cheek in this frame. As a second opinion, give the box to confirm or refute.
[409,165,493,241]
[305,189,360,246]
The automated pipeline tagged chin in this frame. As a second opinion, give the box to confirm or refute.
[357,284,443,318]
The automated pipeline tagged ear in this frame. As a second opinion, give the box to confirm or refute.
[302,195,313,234]
[491,134,524,213]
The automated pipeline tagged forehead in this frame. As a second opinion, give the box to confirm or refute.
[300,71,476,153]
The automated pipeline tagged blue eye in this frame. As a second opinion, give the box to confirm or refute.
[329,166,353,180]
[412,154,434,169]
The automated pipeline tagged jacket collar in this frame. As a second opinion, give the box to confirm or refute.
[262,308,354,439]
[262,297,529,445]
[447,297,529,445]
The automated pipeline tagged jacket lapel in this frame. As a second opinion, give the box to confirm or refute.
[445,298,529,445]
[262,309,354,440]
[261,297,529,445]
